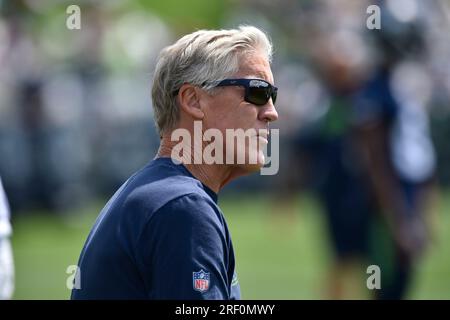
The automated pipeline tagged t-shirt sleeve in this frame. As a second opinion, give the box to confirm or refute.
[135,193,230,300]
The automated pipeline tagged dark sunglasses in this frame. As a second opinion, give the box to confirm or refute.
[210,78,278,106]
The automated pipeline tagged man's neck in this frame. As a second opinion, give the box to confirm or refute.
[156,136,236,194]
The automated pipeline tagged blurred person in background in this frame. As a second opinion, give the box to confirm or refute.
[286,0,439,299]
[305,26,377,299]
[0,177,14,299]
[353,0,438,299]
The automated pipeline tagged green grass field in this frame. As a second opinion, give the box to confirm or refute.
[11,192,450,299]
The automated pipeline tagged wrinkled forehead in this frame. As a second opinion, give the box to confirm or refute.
[236,51,274,85]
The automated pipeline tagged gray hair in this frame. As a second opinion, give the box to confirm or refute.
[151,25,273,136]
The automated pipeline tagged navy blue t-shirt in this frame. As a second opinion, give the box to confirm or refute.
[71,157,240,300]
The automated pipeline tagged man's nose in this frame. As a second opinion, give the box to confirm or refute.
[258,100,278,123]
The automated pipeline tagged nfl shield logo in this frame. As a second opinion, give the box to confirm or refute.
[193,269,210,292]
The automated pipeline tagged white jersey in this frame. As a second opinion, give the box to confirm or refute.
[0,178,12,238]
[389,99,436,183]
[0,178,14,299]
[389,62,436,183]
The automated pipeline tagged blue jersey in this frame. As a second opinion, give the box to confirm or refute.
[71,157,240,300]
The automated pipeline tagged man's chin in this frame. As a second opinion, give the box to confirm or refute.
[235,153,265,174]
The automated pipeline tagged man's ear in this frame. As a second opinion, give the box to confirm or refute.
[177,84,205,120]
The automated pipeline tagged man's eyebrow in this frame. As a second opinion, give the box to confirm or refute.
[253,74,275,86]
[246,72,271,82]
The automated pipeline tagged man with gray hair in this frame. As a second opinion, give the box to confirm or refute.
[72,25,278,299]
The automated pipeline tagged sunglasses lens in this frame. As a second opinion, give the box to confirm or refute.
[248,87,271,105]
[272,89,277,104]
